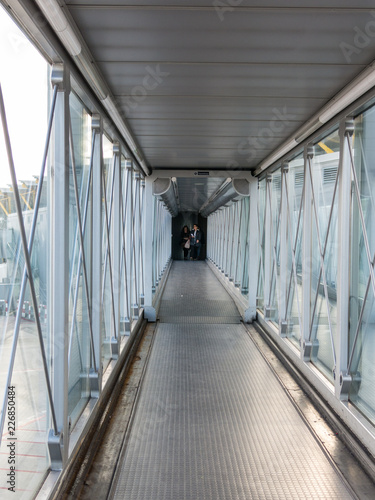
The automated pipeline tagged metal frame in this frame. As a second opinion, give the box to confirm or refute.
[0,78,60,459]
[207,197,250,300]
[0,58,149,484]
[256,106,375,454]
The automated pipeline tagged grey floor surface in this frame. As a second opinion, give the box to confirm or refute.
[110,261,355,499]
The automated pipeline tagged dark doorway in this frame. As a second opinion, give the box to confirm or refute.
[172,212,207,260]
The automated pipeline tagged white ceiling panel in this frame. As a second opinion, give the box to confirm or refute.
[62,2,375,172]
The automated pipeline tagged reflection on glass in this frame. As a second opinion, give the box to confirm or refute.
[349,106,375,424]
[120,156,132,339]
[101,134,114,368]
[68,93,92,424]
[285,153,304,347]
[239,197,250,296]
[309,130,340,382]
[257,179,266,309]
[0,6,50,496]
[268,171,281,324]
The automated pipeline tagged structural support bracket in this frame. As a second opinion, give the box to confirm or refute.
[89,368,100,399]
[280,320,288,337]
[340,371,361,401]
[104,337,119,359]
[48,429,63,471]
[302,339,319,362]
[121,316,131,336]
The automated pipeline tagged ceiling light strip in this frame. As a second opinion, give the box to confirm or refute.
[255,62,375,176]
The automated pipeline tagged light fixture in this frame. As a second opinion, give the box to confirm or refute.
[295,118,321,144]
[35,0,81,56]
[199,178,250,217]
[153,178,179,217]
[257,63,375,176]
[255,139,298,176]
[319,68,375,123]
[35,0,151,177]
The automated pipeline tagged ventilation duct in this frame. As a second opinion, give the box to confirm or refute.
[199,178,250,217]
[153,178,179,217]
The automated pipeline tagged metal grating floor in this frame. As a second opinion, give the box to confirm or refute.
[158,261,241,324]
[110,262,355,500]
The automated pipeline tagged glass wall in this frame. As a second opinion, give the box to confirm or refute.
[284,153,304,348]
[309,130,340,381]
[68,93,92,423]
[256,178,266,310]
[256,108,375,434]
[152,197,172,294]
[0,6,149,499]
[206,196,250,297]
[101,134,115,368]
[0,7,50,496]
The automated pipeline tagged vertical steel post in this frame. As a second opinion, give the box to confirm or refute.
[336,119,354,399]
[302,146,313,360]
[144,176,155,320]
[246,175,258,322]
[50,64,70,468]
[139,176,145,307]
[279,164,289,334]
[264,174,272,318]
[112,143,121,356]
[91,114,102,396]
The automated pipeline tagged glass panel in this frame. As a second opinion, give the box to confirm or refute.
[269,170,281,324]
[240,197,250,296]
[0,6,50,497]
[68,93,92,424]
[309,130,339,382]
[120,155,131,339]
[349,105,375,424]
[285,153,304,346]
[101,134,114,369]
[257,179,266,309]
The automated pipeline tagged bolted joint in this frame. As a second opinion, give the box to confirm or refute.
[339,372,352,400]
[280,320,288,337]
[51,64,70,92]
[302,339,319,362]
[281,162,289,174]
[89,368,100,398]
[91,113,101,131]
[48,428,64,471]
[340,370,361,401]
[306,145,315,159]
[264,305,275,320]
[104,337,119,359]
[113,141,120,155]
[121,316,131,336]
[345,118,355,137]
[132,303,139,319]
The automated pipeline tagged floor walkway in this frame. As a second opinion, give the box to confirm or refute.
[109,261,356,499]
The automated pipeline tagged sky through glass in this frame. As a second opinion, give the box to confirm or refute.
[0,6,48,188]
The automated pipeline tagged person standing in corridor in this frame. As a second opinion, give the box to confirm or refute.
[190,224,202,260]
[180,225,191,260]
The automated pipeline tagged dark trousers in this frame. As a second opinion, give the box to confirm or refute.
[191,244,201,259]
